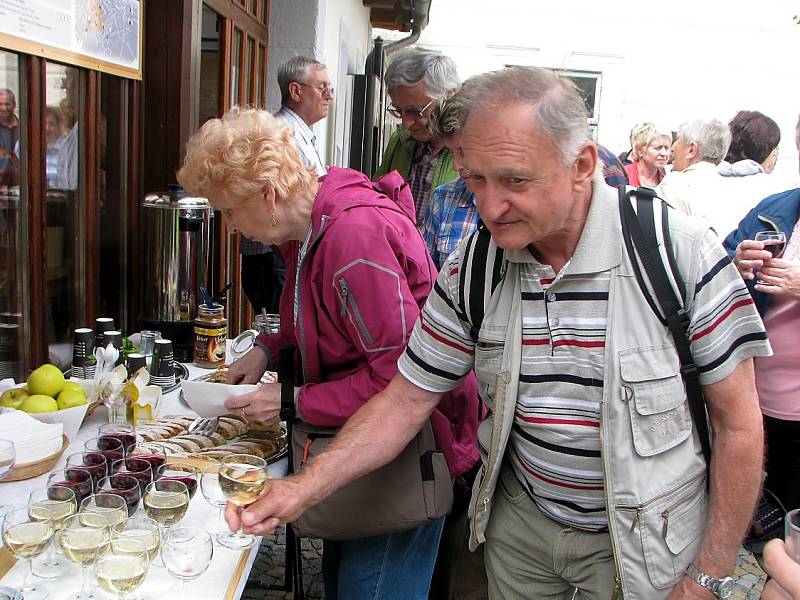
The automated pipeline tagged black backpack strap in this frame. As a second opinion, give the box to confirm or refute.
[618,186,712,466]
[279,346,297,423]
[458,225,505,342]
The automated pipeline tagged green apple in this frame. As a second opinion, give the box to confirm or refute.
[20,394,58,413]
[61,382,87,397]
[57,389,88,410]
[0,387,29,409]
[27,364,65,397]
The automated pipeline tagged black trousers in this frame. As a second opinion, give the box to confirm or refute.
[240,252,285,315]
[764,415,800,511]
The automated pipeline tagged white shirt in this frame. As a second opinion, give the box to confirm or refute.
[275,106,326,176]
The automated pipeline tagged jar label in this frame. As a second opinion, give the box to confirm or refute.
[194,325,227,366]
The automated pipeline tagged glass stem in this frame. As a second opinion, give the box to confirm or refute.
[22,558,34,589]
[45,536,57,563]
[109,405,127,424]
[217,507,225,534]
[81,564,91,593]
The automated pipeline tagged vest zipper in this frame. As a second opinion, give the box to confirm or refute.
[598,396,624,596]
[337,277,375,345]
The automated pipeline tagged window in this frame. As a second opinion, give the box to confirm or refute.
[550,69,601,138]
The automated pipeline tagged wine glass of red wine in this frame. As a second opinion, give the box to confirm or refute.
[755,231,787,259]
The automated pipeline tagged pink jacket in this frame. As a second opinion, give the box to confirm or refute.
[257,167,480,477]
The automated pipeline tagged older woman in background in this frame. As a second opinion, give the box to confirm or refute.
[623,122,672,187]
[177,107,480,600]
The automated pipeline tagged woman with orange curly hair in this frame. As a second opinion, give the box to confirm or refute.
[177,107,480,599]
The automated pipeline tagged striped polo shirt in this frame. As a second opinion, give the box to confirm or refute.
[398,180,770,531]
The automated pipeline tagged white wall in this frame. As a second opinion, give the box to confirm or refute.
[396,0,800,186]
[267,0,372,166]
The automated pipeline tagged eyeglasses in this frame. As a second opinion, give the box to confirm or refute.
[387,98,436,120]
[296,82,335,96]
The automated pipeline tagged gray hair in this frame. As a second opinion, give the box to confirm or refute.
[428,92,466,139]
[278,56,324,105]
[456,67,591,166]
[679,119,731,165]
[384,47,460,99]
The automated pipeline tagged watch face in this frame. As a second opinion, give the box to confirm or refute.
[717,578,735,598]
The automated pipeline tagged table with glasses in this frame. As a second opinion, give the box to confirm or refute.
[0,356,284,600]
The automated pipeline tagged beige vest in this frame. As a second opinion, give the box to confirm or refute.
[467,192,709,599]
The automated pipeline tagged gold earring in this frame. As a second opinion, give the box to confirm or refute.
[271,213,278,227]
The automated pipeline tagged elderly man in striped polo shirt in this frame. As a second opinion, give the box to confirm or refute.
[229,67,771,600]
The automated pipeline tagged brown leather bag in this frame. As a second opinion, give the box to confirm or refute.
[290,419,453,540]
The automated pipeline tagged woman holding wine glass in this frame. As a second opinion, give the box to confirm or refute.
[724,114,800,518]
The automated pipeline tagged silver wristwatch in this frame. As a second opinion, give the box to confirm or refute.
[686,564,735,599]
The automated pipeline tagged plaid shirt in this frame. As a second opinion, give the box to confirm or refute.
[408,143,439,226]
[420,177,481,270]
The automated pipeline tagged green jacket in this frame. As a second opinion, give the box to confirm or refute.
[374,128,458,192]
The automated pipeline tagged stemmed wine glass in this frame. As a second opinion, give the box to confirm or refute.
[115,516,162,594]
[97,474,142,517]
[127,443,166,474]
[1,507,54,600]
[47,467,94,507]
[218,454,268,549]
[111,458,153,495]
[161,527,213,592]
[80,494,128,532]
[0,439,15,517]
[755,230,787,284]
[28,486,77,578]
[84,437,125,467]
[157,462,199,499]
[142,479,189,529]
[98,424,137,456]
[94,538,149,600]
[200,463,243,549]
[58,512,111,600]
[65,451,108,487]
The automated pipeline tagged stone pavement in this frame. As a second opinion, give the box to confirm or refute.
[242,526,767,599]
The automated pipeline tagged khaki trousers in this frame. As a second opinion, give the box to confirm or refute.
[484,464,620,600]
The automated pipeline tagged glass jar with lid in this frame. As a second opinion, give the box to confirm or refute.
[194,304,227,367]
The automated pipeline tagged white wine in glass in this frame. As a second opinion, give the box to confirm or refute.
[94,539,148,600]
[1,507,54,600]
[80,494,128,532]
[218,454,268,549]
[142,479,189,528]
[28,486,77,579]
[200,464,243,549]
[59,512,111,600]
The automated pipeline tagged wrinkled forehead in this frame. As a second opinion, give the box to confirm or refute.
[0,92,14,105]
[304,66,330,85]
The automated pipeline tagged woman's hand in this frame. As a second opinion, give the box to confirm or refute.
[734,239,773,281]
[227,346,269,384]
[754,259,800,298]
[762,539,800,600]
[224,383,281,424]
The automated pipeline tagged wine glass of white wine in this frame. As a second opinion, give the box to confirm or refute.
[200,463,242,549]
[28,486,77,578]
[1,507,54,600]
[115,516,163,582]
[59,512,111,600]
[161,527,213,593]
[94,538,149,600]
[142,479,190,530]
[218,454,268,549]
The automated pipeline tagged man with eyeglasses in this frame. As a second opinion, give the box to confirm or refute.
[375,47,461,227]
[239,55,331,315]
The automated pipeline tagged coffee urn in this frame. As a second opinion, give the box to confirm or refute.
[140,184,213,362]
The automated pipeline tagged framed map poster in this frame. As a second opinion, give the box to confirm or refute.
[0,0,141,80]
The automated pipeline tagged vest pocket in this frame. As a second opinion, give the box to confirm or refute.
[636,475,707,589]
[620,345,692,457]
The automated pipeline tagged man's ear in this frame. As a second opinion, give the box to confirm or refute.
[573,143,598,187]
[687,141,700,161]
[288,81,302,103]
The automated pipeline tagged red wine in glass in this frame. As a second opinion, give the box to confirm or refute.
[159,474,198,499]
[112,458,153,494]
[48,468,94,506]
[99,432,137,455]
[66,451,107,485]
[763,239,786,258]
[98,474,142,516]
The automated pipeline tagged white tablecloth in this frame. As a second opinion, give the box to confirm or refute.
[0,355,285,599]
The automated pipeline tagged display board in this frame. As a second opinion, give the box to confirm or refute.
[0,0,141,80]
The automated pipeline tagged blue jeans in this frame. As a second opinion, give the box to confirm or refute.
[322,517,445,600]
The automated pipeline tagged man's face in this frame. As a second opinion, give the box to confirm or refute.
[388,83,435,143]
[0,93,15,120]
[461,101,592,251]
[670,134,689,172]
[294,67,333,125]
[443,135,465,173]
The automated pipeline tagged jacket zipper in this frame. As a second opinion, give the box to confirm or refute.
[598,395,624,598]
[338,278,375,345]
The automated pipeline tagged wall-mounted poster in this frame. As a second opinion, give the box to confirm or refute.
[0,0,141,80]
